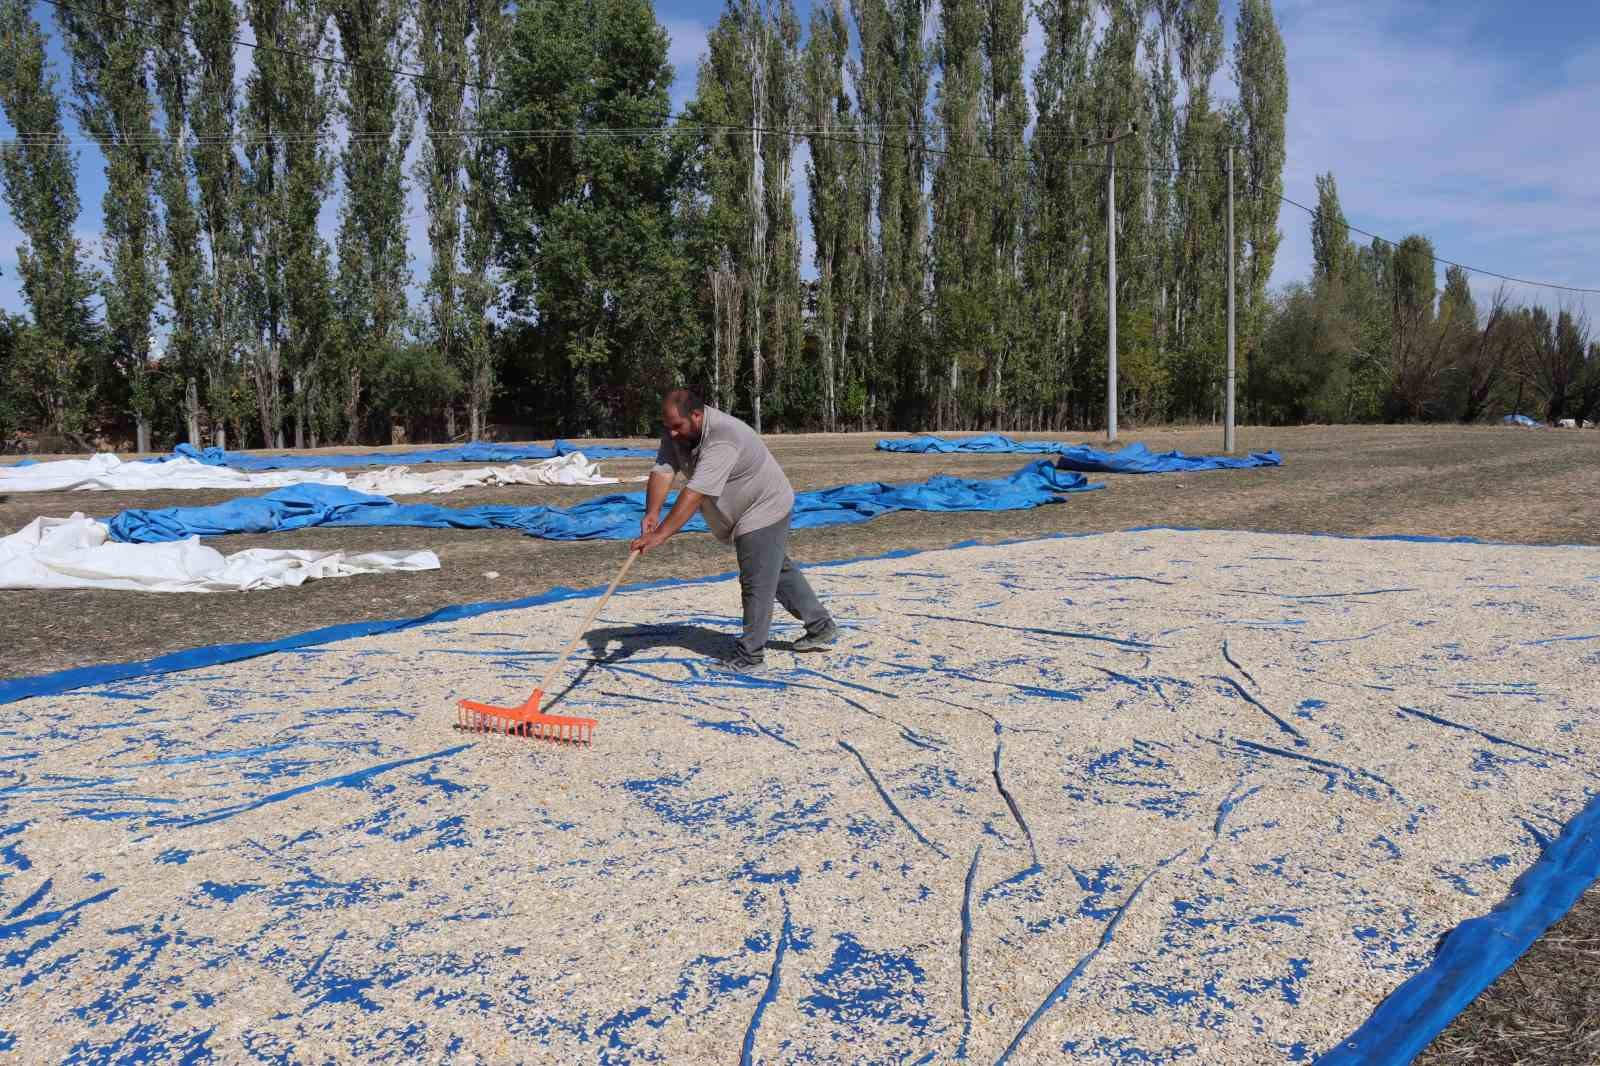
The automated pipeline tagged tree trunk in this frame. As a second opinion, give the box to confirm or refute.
[255,368,274,450]
[185,379,201,445]
[293,370,306,449]
[748,21,766,434]
[344,366,361,444]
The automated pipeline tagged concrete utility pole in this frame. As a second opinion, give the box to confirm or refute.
[1225,144,1236,453]
[1086,125,1137,442]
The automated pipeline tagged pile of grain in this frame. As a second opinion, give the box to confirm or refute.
[2,529,1595,1063]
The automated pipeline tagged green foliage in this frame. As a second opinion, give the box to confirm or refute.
[1250,282,1358,424]
[0,311,23,435]
[60,0,164,445]
[372,341,462,430]
[0,0,100,435]
[240,0,337,447]
[332,0,414,443]
[492,0,699,436]
[1311,172,1349,283]
[9,0,1589,441]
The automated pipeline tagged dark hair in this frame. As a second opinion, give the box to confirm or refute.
[664,387,705,417]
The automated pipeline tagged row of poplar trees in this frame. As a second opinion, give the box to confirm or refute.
[686,0,1288,435]
[0,0,1288,446]
[0,0,500,449]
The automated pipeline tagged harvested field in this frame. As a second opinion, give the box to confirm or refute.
[2,423,1599,1063]
[3,425,1597,682]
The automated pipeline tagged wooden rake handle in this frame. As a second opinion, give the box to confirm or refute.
[533,548,641,695]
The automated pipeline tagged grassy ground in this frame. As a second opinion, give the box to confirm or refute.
[2,422,1598,1062]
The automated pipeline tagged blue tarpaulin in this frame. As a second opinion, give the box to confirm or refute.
[878,434,1062,454]
[140,439,655,470]
[1502,414,1541,428]
[877,435,1281,473]
[107,459,1102,544]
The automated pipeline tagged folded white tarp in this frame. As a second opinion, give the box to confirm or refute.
[350,453,645,494]
[0,513,440,592]
[0,451,638,494]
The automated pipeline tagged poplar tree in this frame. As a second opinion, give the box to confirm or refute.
[459,0,505,441]
[0,0,99,437]
[1310,172,1350,284]
[984,0,1029,425]
[800,0,857,431]
[241,0,336,448]
[415,0,470,437]
[191,0,247,447]
[930,0,990,427]
[151,0,206,444]
[1024,0,1095,428]
[1232,0,1287,371]
[332,0,413,443]
[60,0,163,450]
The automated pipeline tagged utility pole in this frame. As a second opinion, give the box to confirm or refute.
[1225,144,1236,453]
[1086,125,1137,442]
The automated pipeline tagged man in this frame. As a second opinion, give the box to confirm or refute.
[630,388,838,671]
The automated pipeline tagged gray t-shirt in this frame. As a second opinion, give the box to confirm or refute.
[652,406,795,543]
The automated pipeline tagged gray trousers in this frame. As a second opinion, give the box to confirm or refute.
[733,514,830,659]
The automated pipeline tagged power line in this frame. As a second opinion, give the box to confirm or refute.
[1274,193,1600,296]
[7,0,1594,298]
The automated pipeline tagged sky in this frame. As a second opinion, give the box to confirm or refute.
[2,0,1596,326]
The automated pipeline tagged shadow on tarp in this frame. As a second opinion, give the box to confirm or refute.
[530,623,741,715]
[583,623,733,664]
[3,526,1599,1066]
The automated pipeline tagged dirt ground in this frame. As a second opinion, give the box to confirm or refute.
[3,421,1598,1063]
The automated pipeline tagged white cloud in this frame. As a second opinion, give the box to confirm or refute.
[663,16,711,72]
[662,17,710,112]
[1262,3,1599,319]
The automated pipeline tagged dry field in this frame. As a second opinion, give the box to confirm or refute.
[2,423,1598,1063]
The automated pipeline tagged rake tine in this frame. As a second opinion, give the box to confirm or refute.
[453,550,637,747]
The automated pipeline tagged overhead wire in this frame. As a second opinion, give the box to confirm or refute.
[7,0,1595,294]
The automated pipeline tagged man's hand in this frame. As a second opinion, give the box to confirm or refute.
[630,529,667,553]
[633,485,704,554]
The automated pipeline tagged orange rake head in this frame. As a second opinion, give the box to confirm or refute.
[457,691,597,744]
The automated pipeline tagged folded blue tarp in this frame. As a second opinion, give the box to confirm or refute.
[108,460,1102,544]
[877,435,1281,473]
[878,434,1062,454]
[1048,441,1281,474]
[141,439,655,471]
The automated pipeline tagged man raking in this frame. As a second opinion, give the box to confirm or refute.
[630,388,837,672]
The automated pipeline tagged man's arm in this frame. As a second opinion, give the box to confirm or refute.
[642,469,673,535]
[632,486,705,552]
[642,433,678,535]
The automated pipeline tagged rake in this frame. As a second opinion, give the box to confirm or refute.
[456,548,641,744]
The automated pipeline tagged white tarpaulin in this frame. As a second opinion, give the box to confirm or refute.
[0,451,639,494]
[0,514,440,592]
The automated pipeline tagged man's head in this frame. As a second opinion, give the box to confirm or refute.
[663,388,706,447]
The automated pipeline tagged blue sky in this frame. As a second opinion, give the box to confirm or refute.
[2,0,1596,325]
